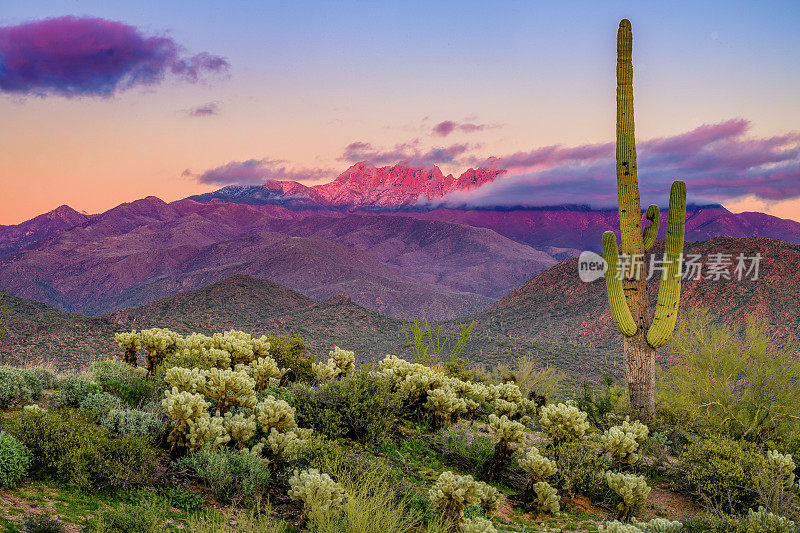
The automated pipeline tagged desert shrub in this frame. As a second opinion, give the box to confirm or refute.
[186,504,288,533]
[293,369,397,445]
[0,430,32,488]
[539,403,590,444]
[102,408,166,439]
[685,510,797,533]
[29,366,58,390]
[600,519,684,533]
[79,391,122,420]
[164,485,205,512]
[3,408,156,489]
[175,448,271,502]
[83,497,168,533]
[21,514,66,533]
[266,334,315,382]
[679,436,768,514]
[576,376,629,431]
[605,471,650,520]
[54,373,99,407]
[461,516,497,533]
[437,425,495,477]
[291,434,347,472]
[494,356,566,401]
[661,311,800,442]
[544,439,606,498]
[0,366,39,409]
[90,359,154,407]
[520,447,558,505]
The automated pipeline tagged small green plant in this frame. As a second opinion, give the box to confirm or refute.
[403,320,473,367]
[54,373,99,407]
[165,485,206,512]
[0,366,42,409]
[21,514,66,533]
[0,430,32,488]
[576,376,628,431]
[175,448,271,502]
[83,497,168,533]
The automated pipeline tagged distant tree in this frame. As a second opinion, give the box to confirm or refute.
[402,319,473,366]
[0,292,7,341]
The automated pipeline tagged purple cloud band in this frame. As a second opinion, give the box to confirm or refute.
[187,101,220,117]
[0,16,229,97]
[341,139,476,167]
[190,158,334,185]
[442,119,800,208]
[432,120,491,137]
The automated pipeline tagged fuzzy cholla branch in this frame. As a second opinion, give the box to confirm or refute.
[631,517,684,533]
[766,450,798,489]
[532,481,560,515]
[197,368,257,413]
[461,517,497,533]
[520,446,557,482]
[255,395,296,433]
[601,419,649,467]
[428,471,498,528]
[288,468,347,523]
[605,471,651,520]
[539,403,589,444]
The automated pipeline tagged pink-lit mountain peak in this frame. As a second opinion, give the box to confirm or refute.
[263,161,506,208]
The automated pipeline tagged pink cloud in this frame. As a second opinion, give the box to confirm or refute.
[192,159,334,185]
[186,101,220,117]
[432,120,491,137]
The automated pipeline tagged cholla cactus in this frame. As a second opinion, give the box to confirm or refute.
[182,333,213,351]
[329,346,355,375]
[520,446,557,482]
[424,387,466,428]
[165,366,202,393]
[601,419,649,467]
[486,413,526,480]
[748,506,796,530]
[766,450,797,489]
[197,368,257,413]
[288,468,347,523]
[265,427,301,460]
[539,403,589,444]
[247,356,285,390]
[23,404,45,413]
[255,395,296,433]
[115,331,141,365]
[461,517,497,533]
[162,388,210,450]
[429,471,497,527]
[631,517,684,533]
[312,359,341,382]
[599,521,644,533]
[141,328,183,373]
[186,413,230,450]
[492,398,519,418]
[532,481,560,515]
[605,471,650,520]
[224,411,257,449]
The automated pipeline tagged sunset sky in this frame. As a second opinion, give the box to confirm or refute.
[1,0,799,224]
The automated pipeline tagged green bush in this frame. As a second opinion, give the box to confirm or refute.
[55,373,99,407]
[80,391,122,420]
[684,512,797,533]
[544,439,606,498]
[0,430,32,488]
[90,359,155,407]
[101,408,165,439]
[0,366,41,409]
[266,334,315,382]
[292,434,347,471]
[437,426,495,478]
[83,497,168,533]
[679,436,767,514]
[21,514,65,533]
[575,376,628,431]
[165,485,206,512]
[175,448,271,502]
[293,369,398,445]
[30,367,58,390]
[661,311,800,441]
[2,408,156,489]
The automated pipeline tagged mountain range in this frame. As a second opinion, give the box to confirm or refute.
[2,162,800,323]
[2,237,798,377]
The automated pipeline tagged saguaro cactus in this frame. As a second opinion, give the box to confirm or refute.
[603,19,687,421]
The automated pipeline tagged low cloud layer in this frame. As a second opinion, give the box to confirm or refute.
[0,16,229,97]
[186,101,220,117]
[440,119,800,208]
[341,139,476,167]
[190,159,334,185]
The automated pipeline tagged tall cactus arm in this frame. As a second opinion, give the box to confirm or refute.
[603,231,638,337]
[646,181,687,348]
[642,205,660,252]
[616,19,644,259]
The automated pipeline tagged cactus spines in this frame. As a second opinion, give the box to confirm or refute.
[603,19,687,421]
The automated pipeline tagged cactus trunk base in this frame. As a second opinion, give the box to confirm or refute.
[624,333,655,422]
